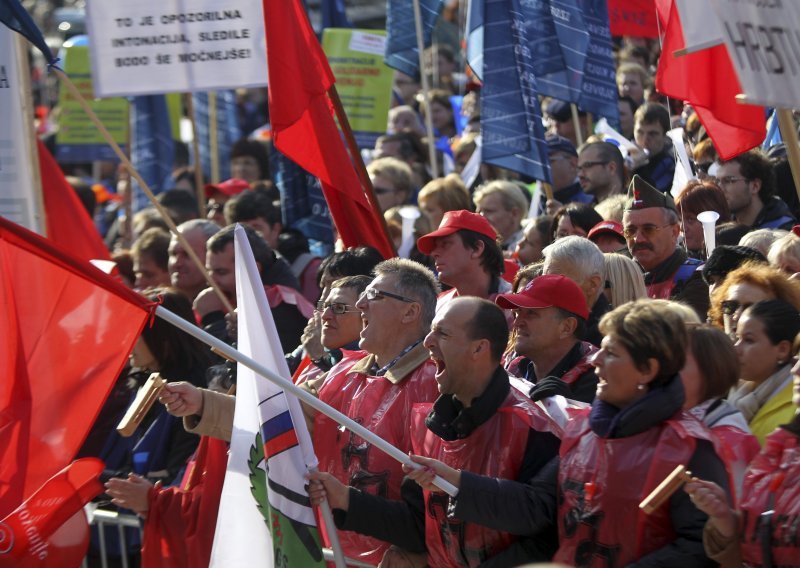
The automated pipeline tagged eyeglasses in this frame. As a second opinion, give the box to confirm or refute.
[361,287,415,303]
[622,224,673,239]
[576,160,609,172]
[721,299,752,316]
[315,301,360,315]
[714,176,750,187]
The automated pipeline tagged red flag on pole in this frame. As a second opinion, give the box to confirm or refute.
[654,0,765,159]
[0,217,155,518]
[37,140,111,262]
[262,0,395,259]
[0,458,104,567]
[607,0,659,38]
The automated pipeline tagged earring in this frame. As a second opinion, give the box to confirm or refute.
[637,383,645,391]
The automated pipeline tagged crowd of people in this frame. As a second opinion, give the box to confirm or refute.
[55,18,800,568]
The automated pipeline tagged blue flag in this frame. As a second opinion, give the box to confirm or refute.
[762,109,782,150]
[270,148,334,257]
[0,0,56,64]
[480,0,551,183]
[322,0,352,29]
[577,0,619,124]
[192,91,241,182]
[130,95,175,211]
[385,0,444,78]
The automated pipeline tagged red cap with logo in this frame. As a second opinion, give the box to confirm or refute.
[588,220,625,243]
[417,210,497,255]
[204,178,251,198]
[495,274,589,320]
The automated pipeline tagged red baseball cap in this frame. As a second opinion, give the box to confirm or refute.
[417,210,497,255]
[588,220,625,243]
[204,178,251,198]
[792,225,800,238]
[495,274,589,320]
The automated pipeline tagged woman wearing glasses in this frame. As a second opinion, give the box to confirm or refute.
[707,262,800,337]
[729,300,800,445]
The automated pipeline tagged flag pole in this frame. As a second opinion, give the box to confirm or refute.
[53,68,234,314]
[185,93,207,217]
[571,104,584,147]
[327,86,397,255]
[313,467,347,568]
[776,108,800,205]
[413,0,441,179]
[155,305,459,497]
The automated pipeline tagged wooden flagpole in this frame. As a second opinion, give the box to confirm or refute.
[776,108,800,205]
[412,0,440,180]
[53,68,234,314]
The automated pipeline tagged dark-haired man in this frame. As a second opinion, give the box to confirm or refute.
[631,103,675,193]
[716,149,795,230]
[417,210,511,308]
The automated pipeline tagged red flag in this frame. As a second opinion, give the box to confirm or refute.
[654,0,765,159]
[0,459,104,567]
[0,217,155,517]
[607,0,659,38]
[262,0,395,259]
[37,140,110,262]
[141,436,228,568]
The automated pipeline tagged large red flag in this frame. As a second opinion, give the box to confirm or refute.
[654,0,765,159]
[140,436,228,568]
[607,0,659,38]
[37,140,110,262]
[0,216,154,518]
[262,0,395,259]
[0,458,104,567]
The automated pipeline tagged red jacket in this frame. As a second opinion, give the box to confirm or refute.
[313,345,440,565]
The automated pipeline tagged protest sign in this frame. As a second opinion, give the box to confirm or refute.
[673,1,723,56]
[55,36,129,163]
[322,29,394,149]
[0,28,44,233]
[85,0,268,97]
[711,0,800,109]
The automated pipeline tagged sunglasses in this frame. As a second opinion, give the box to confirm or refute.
[622,223,673,239]
[360,287,415,303]
[315,301,360,315]
[721,299,752,316]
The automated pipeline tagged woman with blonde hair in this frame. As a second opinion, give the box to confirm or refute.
[766,231,800,275]
[417,174,471,230]
[708,261,800,335]
[603,253,647,308]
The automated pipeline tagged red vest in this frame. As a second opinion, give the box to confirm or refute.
[313,355,440,565]
[410,388,559,567]
[555,408,710,567]
[739,428,800,567]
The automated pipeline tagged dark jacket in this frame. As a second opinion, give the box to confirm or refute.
[519,341,598,404]
[633,139,676,193]
[451,376,730,567]
[585,293,611,347]
[643,248,709,320]
[554,180,595,206]
[752,196,796,230]
[333,368,561,567]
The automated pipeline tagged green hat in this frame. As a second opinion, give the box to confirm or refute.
[624,175,677,213]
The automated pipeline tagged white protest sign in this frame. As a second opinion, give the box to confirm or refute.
[0,29,44,233]
[673,0,724,56]
[85,0,268,97]
[710,0,800,108]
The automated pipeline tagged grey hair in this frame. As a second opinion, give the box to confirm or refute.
[542,235,606,281]
[373,258,440,329]
[177,219,221,240]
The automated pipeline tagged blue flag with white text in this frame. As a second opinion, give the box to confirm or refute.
[0,0,56,64]
[576,0,619,124]
[130,95,175,211]
[385,0,444,78]
[480,0,551,182]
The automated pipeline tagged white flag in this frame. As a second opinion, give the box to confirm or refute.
[210,225,325,567]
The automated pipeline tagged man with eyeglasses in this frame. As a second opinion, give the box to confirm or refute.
[545,135,594,212]
[366,156,414,213]
[715,150,795,231]
[312,258,442,565]
[623,176,709,318]
[577,142,625,204]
